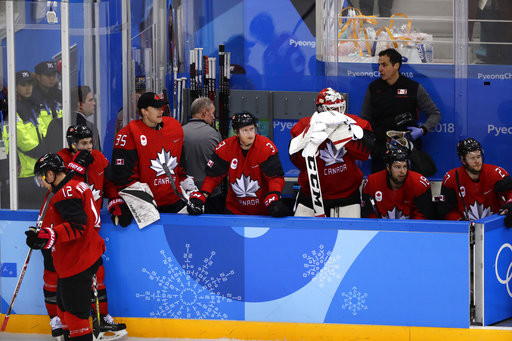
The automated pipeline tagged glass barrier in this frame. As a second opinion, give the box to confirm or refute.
[11,1,62,209]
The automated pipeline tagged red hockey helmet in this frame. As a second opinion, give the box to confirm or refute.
[316,88,346,114]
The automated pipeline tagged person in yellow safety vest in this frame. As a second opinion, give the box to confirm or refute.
[32,61,63,138]
[8,71,48,208]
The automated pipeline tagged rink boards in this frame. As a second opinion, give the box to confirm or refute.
[1,210,512,340]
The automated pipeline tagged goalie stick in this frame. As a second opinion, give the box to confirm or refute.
[1,171,75,332]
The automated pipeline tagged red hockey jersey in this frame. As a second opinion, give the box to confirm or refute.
[440,164,512,220]
[290,114,372,201]
[58,148,119,213]
[362,169,433,219]
[111,117,186,207]
[39,179,105,278]
[201,134,285,215]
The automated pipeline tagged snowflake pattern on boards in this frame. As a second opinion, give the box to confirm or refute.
[467,202,493,220]
[383,207,409,219]
[135,247,241,319]
[302,244,341,287]
[319,143,346,166]
[341,286,368,316]
[150,148,178,177]
[231,175,260,198]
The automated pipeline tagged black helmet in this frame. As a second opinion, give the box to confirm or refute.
[66,125,93,149]
[457,138,483,159]
[384,146,410,166]
[34,153,66,177]
[231,111,258,131]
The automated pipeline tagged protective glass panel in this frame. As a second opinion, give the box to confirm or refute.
[13,0,61,209]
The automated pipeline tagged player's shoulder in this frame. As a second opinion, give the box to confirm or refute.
[255,135,278,155]
[441,167,459,186]
[56,179,90,198]
[407,170,430,190]
[291,116,312,136]
[91,149,109,166]
[57,148,72,162]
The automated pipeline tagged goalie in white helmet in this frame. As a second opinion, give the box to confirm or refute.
[289,88,375,217]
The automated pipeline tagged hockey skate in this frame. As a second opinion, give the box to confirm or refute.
[92,314,128,341]
[50,316,64,341]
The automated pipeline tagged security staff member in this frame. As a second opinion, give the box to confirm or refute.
[14,70,48,208]
[361,48,441,173]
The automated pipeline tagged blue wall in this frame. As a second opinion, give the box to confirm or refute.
[1,210,471,328]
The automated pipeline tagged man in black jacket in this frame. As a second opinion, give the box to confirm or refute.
[361,48,441,173]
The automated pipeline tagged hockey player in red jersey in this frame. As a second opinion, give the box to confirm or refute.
[437,138,512,224]
[111,92,192,213]
[290,88,374,217]
[361,146,435,219]
[187,112,288,216]
[25,153,105,341]
[54,125,128,338]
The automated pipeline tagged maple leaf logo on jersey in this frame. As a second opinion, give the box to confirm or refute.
[383,207,409,219]
[467,202,493,220]
[319,142,345,166]
[150,148,178,176]
[231,175,260,198]
[89,184,101,202]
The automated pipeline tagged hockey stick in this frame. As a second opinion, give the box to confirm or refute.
[161,163,187,203]
[369,197,381,218]
[1,169,78,331]
[455,169,470,220]
[1,186,55,330]
[92,274,101,339]
[0,196,51,332]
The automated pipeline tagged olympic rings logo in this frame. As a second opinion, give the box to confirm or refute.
[495,243,512,298]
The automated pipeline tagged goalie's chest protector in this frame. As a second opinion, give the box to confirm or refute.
[129,118,184,200]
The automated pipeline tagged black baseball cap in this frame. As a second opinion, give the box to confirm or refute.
[16,70,34,84]
[137,92,168,110]
[35,61,58,75]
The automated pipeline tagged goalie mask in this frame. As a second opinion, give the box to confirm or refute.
[316,88,346,114]
[457,137,483,160]
[66,125,93,150]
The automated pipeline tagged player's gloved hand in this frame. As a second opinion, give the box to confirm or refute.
[68,150,94,176]
[108,197,133,227]
[407,126,423,141]
[25,226,56,250]
[264,192,289,217]
[187,191,206,215]
[499,201,512,228]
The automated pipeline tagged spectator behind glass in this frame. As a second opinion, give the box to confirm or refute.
[12,70,48,208]
[71,85,101,152]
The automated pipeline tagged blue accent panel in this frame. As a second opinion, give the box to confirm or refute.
[325,231,469,327]
[482,215,512,325]
[1,263,17,278]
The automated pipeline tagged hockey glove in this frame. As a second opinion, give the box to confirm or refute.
[264,192,289,217]
[407,126,424,141]
[499,201,512,228]
[68,150,94,176]
[108,197,133,227]
[187,191,206,215]
[25,227,56,250]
